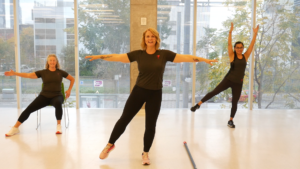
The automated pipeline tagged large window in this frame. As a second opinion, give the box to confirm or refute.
[78,0,130,108]
[253,0,300,109]
[4,0,300,110]
[0,1,16,108]
[19,0,76,108]
[157,0,250,109]
[158,0,194,108]
[195,1,250,109]
[158,0,300,110]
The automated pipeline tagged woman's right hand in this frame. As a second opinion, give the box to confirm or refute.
[205,59,218,66]
[85,55,98,61]
[4,69,15,76]
[229,22,234,33]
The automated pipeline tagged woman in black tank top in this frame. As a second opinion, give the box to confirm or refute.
[190,22,259,128]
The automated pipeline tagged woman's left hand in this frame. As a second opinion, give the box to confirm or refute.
[205,59,218,66]
[253,25,259,34]
[65,90,71,99]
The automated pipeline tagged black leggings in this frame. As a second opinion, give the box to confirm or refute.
[109,85,162,152]
[201,78,243,118]
[18,95,64,123]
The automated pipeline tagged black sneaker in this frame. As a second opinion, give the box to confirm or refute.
[190,104,200,112]
[227,120,235,128]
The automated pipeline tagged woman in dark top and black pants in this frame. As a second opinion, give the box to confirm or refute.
[191,23,259,128]
[5,54,75,137]
[85,28,217,165]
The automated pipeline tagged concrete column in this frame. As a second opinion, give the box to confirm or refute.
[130,0,157,114]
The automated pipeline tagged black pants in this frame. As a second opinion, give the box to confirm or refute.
[109,85,162,152]
[201,78,243,118]
[18,95,64,123]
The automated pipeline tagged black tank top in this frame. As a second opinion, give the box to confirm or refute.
[225,53,247,84]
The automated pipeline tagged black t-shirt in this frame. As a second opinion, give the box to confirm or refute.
[35,69,69,98]
[127,49,176,90]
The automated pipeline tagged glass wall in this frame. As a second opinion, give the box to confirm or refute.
[195,0,250,109]
[4,0,300,110]
[19,0,75,107]
[78,0,130,108]
[157,0,194,108]
[253,0,300,109]
[157,0,251,109]
[0,1,16,107]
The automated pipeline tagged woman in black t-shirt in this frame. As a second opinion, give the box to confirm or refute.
[5,54,75,137]
[85,28,217,165]
[190,23,259,128]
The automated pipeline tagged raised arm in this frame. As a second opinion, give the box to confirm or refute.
[173,54,218,65]
[85,53,130,63]
[5,69,37,79]
[65,74,75,99]
[228,22,234,62]
[244,25,259,60]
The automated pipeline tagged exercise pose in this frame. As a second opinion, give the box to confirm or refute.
[191,23,259,128]
[5,54,75,136]
[85,28,217,165]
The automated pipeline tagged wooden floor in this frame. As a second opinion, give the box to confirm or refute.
[1,108,300,169]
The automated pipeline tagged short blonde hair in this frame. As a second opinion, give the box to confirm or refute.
[45,54,60,69]
[141,28,161,50]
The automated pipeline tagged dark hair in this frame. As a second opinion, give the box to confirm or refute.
[234,41,244,48]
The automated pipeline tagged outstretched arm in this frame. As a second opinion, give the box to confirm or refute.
[5,69,37,79]
[244,25,259,60]
[65,74,75,99]
[173,54,218,66]
[228,22,234,62]
[85,53,130,63]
